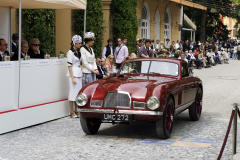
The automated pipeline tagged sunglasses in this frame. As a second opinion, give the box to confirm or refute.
[98,61,102,62]
[117,41,121,42]
[33,44,40,46]
[110,58,114,59]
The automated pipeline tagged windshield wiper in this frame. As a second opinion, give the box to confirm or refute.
[149,72,162,76]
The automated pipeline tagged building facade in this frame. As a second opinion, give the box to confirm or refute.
[11,0,205,55]
[222,16,238,39]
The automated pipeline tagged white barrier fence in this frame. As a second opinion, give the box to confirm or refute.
[0,58,70,134]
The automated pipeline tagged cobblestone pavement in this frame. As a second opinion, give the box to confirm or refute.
[1,59,240,160]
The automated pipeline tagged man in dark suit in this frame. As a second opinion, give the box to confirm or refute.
[12,40,29,61]
[183,39,189,52]
[96,57,110,79]
[28,38,44,59]
[12,33,19,55]
[0,38,9,61]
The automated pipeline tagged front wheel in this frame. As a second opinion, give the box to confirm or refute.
[80,113,101,135]
[189,88,202,121]
[156,97,174,139]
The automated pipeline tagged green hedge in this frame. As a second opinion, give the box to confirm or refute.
[111,0,138,53]
[73,0,105,57]
[20,9,56,56]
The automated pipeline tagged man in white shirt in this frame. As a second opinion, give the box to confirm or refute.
[160,41,164,51]
[114,38,129,69]
[164,39,170,50]
[102,39,114,59]
[178,53,188,62]
[206,49,215,65]
[0,38,8,61]
[222,49,229,64]
[175,40,180,50]
[154,39,160,53]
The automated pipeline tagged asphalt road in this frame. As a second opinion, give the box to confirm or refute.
[0,59,240,160]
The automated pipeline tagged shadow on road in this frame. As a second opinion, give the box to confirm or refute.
[94,112,199,139]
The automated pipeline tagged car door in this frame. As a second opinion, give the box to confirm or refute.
[180,63,192,105]
[180,63,196,104]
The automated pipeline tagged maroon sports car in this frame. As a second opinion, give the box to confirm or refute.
[76,58,203,139]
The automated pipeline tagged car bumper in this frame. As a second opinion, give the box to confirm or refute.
[78,109,163,116]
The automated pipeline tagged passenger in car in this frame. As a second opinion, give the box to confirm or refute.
[139,39,154,58]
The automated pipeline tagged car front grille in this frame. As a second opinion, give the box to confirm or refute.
[104,91,131,109]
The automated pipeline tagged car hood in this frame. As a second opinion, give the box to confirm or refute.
[84,76,176,101]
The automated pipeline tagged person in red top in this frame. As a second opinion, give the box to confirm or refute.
[193,49,198,57]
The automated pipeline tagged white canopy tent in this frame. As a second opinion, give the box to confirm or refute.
[0,0,86,9]
[0,0,87,110]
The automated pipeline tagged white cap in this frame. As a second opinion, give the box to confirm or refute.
[84,32,95,39]
[160,41,163,43]
[72,35,82,45]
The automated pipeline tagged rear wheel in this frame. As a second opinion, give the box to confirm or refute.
[189,88,202,121]
[80,113,101,135]
[156,97,174,139]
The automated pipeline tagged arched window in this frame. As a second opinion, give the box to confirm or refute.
[141,3,150,39]
[142,6,147,19]
[164,8,171,43]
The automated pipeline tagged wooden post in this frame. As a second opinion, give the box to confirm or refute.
[200,10,207,42]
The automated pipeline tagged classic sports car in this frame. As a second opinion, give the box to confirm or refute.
[76,58,203,139]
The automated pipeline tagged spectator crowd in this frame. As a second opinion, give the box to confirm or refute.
[2,32,240,118]
[0,34,46,61]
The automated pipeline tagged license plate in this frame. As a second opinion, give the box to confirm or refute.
[101,114,132,122]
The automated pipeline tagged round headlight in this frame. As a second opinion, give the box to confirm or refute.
[76,93,88,106]
[147,96,160,110]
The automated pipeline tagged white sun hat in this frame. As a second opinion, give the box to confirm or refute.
[84,32,95,39]
[72,35,82,45]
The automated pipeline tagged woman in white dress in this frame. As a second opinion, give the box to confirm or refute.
[66,35,84,118]
[81,32,99,86]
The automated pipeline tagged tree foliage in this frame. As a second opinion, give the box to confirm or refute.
[111,0,138,53]
[183,0,232,41]
[20,9,56,56]
[73,0,104,57]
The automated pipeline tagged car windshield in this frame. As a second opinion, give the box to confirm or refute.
[119,60,179,77]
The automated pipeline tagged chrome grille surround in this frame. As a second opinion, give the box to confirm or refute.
[133,101,146,109]
[104,91,131,109]
[90,100,103,108]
